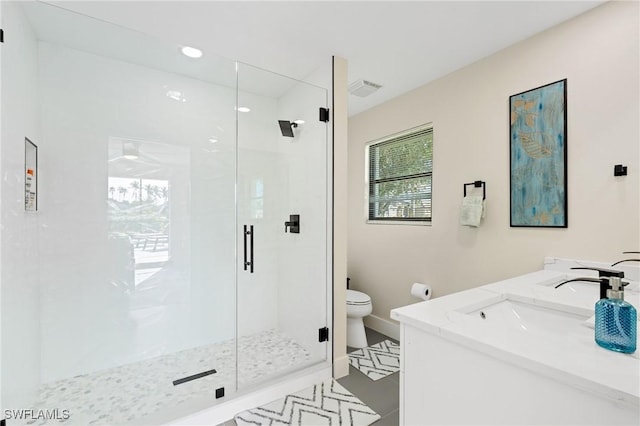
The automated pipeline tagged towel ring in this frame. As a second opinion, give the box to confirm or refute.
[463,180,486,200]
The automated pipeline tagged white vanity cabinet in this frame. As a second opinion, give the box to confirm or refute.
[399,323,638,425]
[392,265,640,426]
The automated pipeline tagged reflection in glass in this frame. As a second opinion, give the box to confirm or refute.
[107,138,186,289]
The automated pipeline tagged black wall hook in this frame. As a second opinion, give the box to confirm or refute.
[463,180,486,200]
[614,164,628,176]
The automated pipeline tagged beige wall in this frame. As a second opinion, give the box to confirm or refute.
[333,56,349,378]
[347,1,639,328]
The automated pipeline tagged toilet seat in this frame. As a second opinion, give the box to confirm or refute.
[346,290,372,318]
[347,289,371,305]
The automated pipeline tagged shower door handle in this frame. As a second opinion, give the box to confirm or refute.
[243,225,254,273]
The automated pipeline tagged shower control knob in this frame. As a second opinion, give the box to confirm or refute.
[284,214,300,233]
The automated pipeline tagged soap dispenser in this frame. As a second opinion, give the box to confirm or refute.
[595,276,637,353]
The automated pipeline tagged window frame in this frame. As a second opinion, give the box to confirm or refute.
[364,123,433,226]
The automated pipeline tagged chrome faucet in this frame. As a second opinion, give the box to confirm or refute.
[611,251,640,267]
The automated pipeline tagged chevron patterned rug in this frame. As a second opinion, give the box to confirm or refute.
[234,378,380,426]
[348,340,400,381]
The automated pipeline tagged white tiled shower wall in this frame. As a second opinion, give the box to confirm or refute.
[1,1,41,410]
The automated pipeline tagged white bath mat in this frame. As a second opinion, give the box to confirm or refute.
[234,378,380,426]
[348,339,400,381]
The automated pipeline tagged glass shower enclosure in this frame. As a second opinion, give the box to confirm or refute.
[0,2,331,424]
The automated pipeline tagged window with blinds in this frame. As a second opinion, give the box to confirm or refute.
[367,124,433,223]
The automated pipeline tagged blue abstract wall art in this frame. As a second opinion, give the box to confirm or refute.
[510,79,567,227]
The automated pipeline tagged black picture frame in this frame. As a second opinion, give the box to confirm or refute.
[509,79,567,228]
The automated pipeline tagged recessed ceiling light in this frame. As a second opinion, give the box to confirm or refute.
[236,106,251,113]
[181,46,203,58]
[293,119,305,125]
[208,138,218,143]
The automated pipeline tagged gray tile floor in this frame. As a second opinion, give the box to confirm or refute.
[339,328,399,425]
[218,327,399,426]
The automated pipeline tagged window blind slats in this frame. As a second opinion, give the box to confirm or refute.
[368,125,433,222]
[370,131,433,182]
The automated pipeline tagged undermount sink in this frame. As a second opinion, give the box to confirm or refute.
[536,277,640,310]
[458,296,592,338]
[544,280,598,293]
[536,276,603,295]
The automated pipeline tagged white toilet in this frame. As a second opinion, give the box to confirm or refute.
[346,289,373,348]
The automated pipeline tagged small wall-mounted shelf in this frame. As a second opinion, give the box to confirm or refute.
[25,137,38,212]
[463,180,486,200]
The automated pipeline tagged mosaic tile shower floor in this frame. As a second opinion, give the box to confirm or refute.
[30,330,311,425]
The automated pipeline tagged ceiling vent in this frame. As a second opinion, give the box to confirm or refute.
[348,79,382,97]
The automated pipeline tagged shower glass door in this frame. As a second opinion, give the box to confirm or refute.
[236,63,329,389]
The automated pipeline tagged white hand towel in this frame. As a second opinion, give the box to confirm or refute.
[460,195,484,227]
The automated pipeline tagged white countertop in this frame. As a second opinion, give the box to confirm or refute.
[391,269,640,408]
